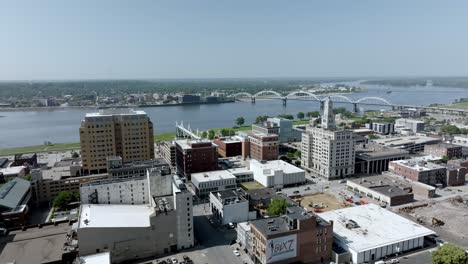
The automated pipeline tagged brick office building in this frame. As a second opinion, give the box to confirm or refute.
[248,133,279,161]
[250,205,333,264]
[213,136,243,158]
[424,143,463,159]
[175,139,218,180]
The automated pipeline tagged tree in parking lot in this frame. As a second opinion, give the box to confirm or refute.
[431,243,468,264]
[53,191,80,210]
[267,198,288,216]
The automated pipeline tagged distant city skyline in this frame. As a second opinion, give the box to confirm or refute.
[1,0,468,80]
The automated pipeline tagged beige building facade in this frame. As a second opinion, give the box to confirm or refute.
[80,109,154,174]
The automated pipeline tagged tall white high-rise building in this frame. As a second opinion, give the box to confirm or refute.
[301,98,355,179]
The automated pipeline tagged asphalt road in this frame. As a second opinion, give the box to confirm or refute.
[137,204,253,264]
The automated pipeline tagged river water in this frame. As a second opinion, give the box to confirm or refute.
[0,83,466,149]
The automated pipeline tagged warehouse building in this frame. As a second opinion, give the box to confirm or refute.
[77,175,194,263]
[347,175,414,206]
[320,204,435,264]
[250,159,305,189]
[191,170,237,197]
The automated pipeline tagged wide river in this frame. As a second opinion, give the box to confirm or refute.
[0,83,467,149]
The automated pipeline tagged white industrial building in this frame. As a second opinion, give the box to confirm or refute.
[80,167,169,205]
[77,174,194,263]
[320,204,435,264]
[191,170,237,197]
[395,118,425,134]
[209,190,257,225]
[250,159,305,188]
[80,177,149,205]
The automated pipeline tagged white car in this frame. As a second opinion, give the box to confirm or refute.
[389,259,399,263]
[171,257,178,263]
[233,250,240,257]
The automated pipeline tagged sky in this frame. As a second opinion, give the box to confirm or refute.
[1,0,468,80]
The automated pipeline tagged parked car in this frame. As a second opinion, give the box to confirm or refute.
[389,258,399,263]
[233,250,240,257]
[293,190,300,194]
[171,257,178,263]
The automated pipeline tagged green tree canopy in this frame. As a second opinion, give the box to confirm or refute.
[306,111,320,118]
[255,115,269,124]
[235,117,245,126]
[277,114,294,120]
[297,112,305,120]
[431,243,468,264]
[72,151,80,158]
[201,131,208,138]
[441,125,461,135]
[208,129,216,140]
[267,198,288,216]
[53,191,80,210]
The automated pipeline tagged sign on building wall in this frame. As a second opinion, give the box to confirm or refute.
[266,234,297,263]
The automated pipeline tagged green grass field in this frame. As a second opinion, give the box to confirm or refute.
[0,142,81,156]
[444,101,468,110]
[1,119,311,155]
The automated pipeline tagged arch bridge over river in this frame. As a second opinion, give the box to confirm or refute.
[229,90,467,115]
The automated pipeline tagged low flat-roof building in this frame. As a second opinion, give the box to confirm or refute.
[447,158,468,170]
[0,223,77,264]
[355,143,409,175]
[12,153,38,167]
[0,166,27,180]
[191,170,237,198]
[228,167,254,184]
[424,143,463,159]
[249,204,333,264]
[389,159,447,186]
[347,175,414,206]
[0,177,31,226]
[209,189,257,225]
[250,159,305,189]
[320,204,435,264]
[439,163,466,186]
[373,136,441,153]
[107,157,169,178]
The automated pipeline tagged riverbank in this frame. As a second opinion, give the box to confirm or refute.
[0,120,310,156]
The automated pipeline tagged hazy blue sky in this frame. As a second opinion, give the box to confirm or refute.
[1,0,468,80]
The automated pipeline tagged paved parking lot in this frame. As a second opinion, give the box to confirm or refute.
[136,204,253,264]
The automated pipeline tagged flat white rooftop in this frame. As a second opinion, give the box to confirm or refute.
[78,204,154,229]
[191,170,236,183]
[78,252,111,264]
[373,136,440,146]
[250,159,304,174]
[320,204,435,253]
[390,159,445,172]
[86,108,146,117]
[227,167,253,175]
